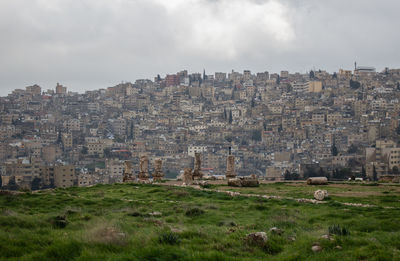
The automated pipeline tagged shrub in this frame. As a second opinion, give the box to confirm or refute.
[50,215,68,229]
[185,207,205,217]
[329,224,350,236]
[159,232,181,245]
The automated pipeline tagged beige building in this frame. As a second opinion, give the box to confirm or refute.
[308,81,322,93]
[54,165,76,188]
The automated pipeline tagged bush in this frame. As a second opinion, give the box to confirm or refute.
[329,224,350,236]
[159,232,181,245]
[185,207,205,217]
[50,215,68,228]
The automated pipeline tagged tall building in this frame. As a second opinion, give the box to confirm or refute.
[55,83,67,94]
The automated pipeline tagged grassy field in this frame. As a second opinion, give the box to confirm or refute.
[1,182,400,260]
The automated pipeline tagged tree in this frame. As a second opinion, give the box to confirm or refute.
[284,170,299,180]
[284,170,291,180]
[309,70,315,79]
[373,165,378,181]
[31,177,41,191]
[129,121,134,140]
[393,166,399,175]
[331,144,338,156]
[6,176,18,190]
[361,165,366,179]
[228,111,233,124]
[350,79,361,89]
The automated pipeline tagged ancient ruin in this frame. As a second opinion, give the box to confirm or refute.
[192,152,203,180]
[122,161,135,182]
[228,175,259,187]
[314,190,329,201]
[138,156,150,180]
[225,147,236,179]
[307,177,328,185]
[183,168,193,185]
[152,158,164,181]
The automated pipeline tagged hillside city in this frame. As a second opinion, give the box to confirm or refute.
[1,65,400,190]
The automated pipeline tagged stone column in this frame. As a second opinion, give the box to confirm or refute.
[138,155,149,180]
[226,147,236,179]
[123,160,135,182]
[152,158,164,181]
[192,152,203,179]
[183,168,193,185]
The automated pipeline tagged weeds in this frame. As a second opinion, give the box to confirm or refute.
[159,231,181,245]
[329,224,350,236]
[185,207,205,217]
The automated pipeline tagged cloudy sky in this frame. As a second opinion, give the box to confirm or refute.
[0,0,399,95]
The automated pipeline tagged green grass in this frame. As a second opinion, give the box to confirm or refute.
[0,182,400,260]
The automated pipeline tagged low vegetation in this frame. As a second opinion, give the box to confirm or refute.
[0,182,399,260]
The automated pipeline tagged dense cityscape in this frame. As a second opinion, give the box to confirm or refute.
[1,65,400,190]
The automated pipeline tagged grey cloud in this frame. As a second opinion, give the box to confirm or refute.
[0,0,399,95]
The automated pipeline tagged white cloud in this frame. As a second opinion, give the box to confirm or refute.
[154,0,295,59]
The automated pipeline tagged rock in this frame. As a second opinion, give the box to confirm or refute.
[311,242,322,252]
[270,227,283,235]
[193,180,209,187]
[307,177,328,185]
[312,245,322,252]
[183,168,193,185]
[314,190,329,201]
[288,236,296,241]
[228,178,241,187]
[149,211,162,217]
[334,245,342,250]
[240,178,259,187]
[246,232,268,246]
[320,234,330,239]
[228,176,259,187]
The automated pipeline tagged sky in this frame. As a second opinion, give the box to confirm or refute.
[0,0,399,95]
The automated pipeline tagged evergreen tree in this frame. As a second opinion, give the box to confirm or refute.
[129,121,134,140]
[331,144,338,156]
[228,111,233,124]
[284,170,291,180]
[361,165,366,179]
[373,165,378,181]
[309,70,315,79]
[7,176,18,191]
[31,177,41,191]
